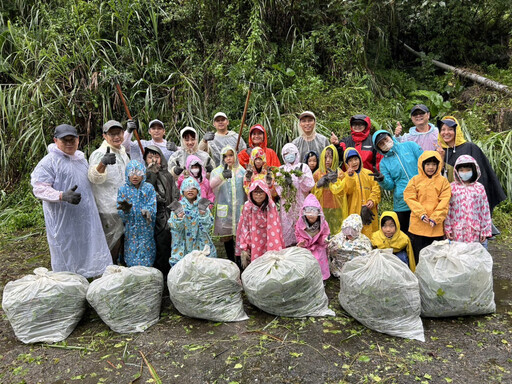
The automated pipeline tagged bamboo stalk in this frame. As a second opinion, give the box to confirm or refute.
[236,86,252,152]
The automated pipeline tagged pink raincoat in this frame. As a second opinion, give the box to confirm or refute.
[235,179,284,261]
[444,155,492,243]
[276,143,315,246]
[177,155,215,203]
[295,194,331,280]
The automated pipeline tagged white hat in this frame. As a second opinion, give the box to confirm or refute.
[213,112,228,121]
[299,111,316,120]
[148,119,164,129]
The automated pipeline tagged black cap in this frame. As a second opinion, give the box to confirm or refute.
[350,114,368,126]
[102,120,123,133]
[54,124,78,139]
[410,104,429,115]
[374,132,390,146]
[437,119,457,130]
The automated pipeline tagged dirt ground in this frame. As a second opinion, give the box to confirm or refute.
[0,230,510,384]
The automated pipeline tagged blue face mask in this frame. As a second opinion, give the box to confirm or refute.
[284,153,296,164]
[458,170,473,181]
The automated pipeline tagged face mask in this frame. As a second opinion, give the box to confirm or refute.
[380,141,393,152]
[342,227,358,239]
[459,170,473,181]
[191,168,200,176]
[284,153,296,164]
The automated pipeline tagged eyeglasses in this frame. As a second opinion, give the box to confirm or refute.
[106,130,124,137]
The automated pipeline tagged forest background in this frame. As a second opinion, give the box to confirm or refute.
[0,0,511,234]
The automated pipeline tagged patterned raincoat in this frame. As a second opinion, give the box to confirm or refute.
[343,147,381,238]
[168,177,216,265]
[210,146,247,237]
[371,211,416,272]
[276,143,315,246]
[243,147,276,195]
[444,155,492,243]
[294,194,330,280]
[328,214,372,277]
[235,179,284,261]
[177,155,215,203]
[312,144,348,236]
[117,160,157,267]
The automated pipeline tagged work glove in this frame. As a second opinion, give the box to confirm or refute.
[141,209,152,224]
[241,251,250,269]
[284,174,293,186]
[62,185,81,205]
[265,172,273,187]
[316,175,330,188]
[118,200,132,214]
[245,164,253,180]
[203,131,215,142]
[126,119,137,134]
[360,206,375,226]
[369,171,384,182]
[101,147,116,165]
[197,197,211,213]
[205,162,214,173]
[166,141,178,152]
[326,168,338,182]
[174,161,184,176]
[222,164,232,179]
[147,161,160,173]
[168,201,184,216]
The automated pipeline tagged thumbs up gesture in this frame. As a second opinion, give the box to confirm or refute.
[101,147,116,165]
[62,185,81,205]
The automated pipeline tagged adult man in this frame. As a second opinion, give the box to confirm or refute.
[88,120,130,263]
[292,111,329,161]
[394,104,439,151]
[31,124,112,277]
[198,112,247,166]
[122,119,177,163]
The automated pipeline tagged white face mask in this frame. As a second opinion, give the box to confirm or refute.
[459,170,473,181]
[380,141,393,152]
[284,153,296,164]
[191,168,200,176]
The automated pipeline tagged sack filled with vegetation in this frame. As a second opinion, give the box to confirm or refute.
[241,247,335,317]
[416,240,495,317]
[339,249,424,341]
[2,267,89,344]
[87,265,163,333]
[167,245,248,322]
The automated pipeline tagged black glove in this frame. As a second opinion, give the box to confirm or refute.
[361,206,375,226]
[101,147,116,165]
[222,164,232,179]
[326,168,338,182]
[265,172,273,186]
[141,209,152,224]
[205,162,214,173]
[62,185,81,205]
[118,200,132,214]
[369,171,384,182]
[174,161,184,176]
[166,141,178,152]
[316,175,330,188]
[168,201,184,216]
[126,119,137,134]
[147,161,160,173]
[245,164,253,180]
[197,197,210,212]
[284,174,293,186]
[203,132,215,142]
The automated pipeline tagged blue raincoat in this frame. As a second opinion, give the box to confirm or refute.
[168,177,217,266]
[117,160,157,267]
[372,130,423,212]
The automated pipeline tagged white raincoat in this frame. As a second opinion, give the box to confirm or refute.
[167,127,214,178]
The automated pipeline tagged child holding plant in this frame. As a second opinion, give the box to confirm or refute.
[117,160,157,267]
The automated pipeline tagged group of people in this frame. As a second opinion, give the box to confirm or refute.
[31,104,506,281]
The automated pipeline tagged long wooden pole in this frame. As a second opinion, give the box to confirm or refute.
[115,83,145,155]
[236,86,252,152]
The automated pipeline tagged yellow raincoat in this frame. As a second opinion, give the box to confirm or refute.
[343,147,381,238]
[371,211,416,272]
[312,145,348,236]
[403,151,451,238]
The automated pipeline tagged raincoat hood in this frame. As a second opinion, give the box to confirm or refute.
[248,178,272,201]
[48,143,85,161]
[372,130,396,156]
[180,126,199,154]
[319,144,339,173]
[248,124,268,149]
[341,214,363,236]
[281,143,300,166]
[453,154,481,184]
[301,193,323,215]
[143,145,168,171]
[343,147,362,173]
[185,155,207,180]
[379,211,401,241]
[125,160,147,184]
[350,115,372,142]
[437,116,466,149]
[249,147,268,170]
[417,151,443,178]
[180,176,201,195]
[220,145,239,167]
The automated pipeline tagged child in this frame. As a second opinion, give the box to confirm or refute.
[312,145,348,236]
[304,150,320,174]
[295,194,330,280]
[117,160,157,267]
[404,151,451,264]
[235,179,284,268]
[343,147,381,238]
[243,147,276,197]
[276,143,315,247]
[168,177,217,266]
[168,126,214,178]
[371,211,416,272]
[177,155,215,204]
[210,146,247,265]
[328,214,372,277]
[444,155,492,248]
